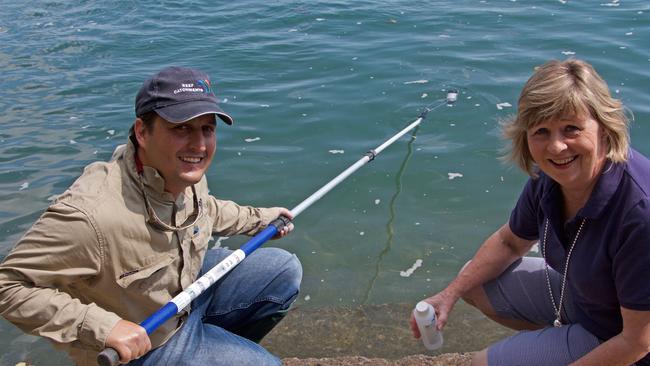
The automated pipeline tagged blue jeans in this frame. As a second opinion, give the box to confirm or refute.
[129,247,302,366]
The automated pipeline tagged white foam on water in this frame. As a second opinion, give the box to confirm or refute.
[600,0,619,6]
[562,51,576,55]
[530,242,540,253]
[215,236,229,247]
[404,80,428,84]
[244,137,261,143]
[260,104,270,108]
[496,102,512,110]
[400,259,423,277]
[328,150,344,154]
[69,140,77,144]
[448,172,463,180]
[421,93,428,98]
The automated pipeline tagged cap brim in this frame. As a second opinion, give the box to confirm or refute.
[155,100,234,125]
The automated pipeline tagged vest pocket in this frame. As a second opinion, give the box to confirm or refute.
[116,254,175,289]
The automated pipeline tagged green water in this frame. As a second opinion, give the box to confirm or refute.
[1,1,649,364]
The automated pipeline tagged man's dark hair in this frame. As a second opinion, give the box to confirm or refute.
[129,111,158,147]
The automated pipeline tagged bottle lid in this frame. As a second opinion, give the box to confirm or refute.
[446,89,458,104]
[415,301,430,313]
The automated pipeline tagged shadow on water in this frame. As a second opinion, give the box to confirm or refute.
[362,125,420,305]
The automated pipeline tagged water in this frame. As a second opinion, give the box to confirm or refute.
[1,1,649,364]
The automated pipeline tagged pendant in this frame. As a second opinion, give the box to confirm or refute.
[553,318,563,328]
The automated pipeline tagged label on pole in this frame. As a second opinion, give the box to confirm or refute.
[170,249,246,311]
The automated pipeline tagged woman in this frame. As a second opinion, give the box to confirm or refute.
[411,59,650,365]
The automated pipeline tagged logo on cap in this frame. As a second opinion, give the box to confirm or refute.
[197,79,212,94]
[173,79,213,95]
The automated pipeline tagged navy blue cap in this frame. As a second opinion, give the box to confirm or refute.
[135,66,233,125]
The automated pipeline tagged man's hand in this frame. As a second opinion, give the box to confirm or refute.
[270,207,294,239]
[105,320,151,364]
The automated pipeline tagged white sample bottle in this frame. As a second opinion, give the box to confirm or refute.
[413,301,444,351]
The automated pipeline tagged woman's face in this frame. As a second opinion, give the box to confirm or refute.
[527,114,608,192]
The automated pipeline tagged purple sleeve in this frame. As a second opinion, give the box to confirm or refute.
[508,178,541,241]
[613,198,650,310]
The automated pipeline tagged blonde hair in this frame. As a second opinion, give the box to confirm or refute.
[501,59,629,176]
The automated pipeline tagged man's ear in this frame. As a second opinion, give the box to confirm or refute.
[134,118,148,148]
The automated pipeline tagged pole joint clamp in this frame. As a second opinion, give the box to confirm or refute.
[365,149,377,161]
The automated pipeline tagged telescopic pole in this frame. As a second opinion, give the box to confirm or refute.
[98,106,436,366]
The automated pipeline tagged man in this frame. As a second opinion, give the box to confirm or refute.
[0,66,302,365]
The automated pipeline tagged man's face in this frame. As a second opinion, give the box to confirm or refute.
[136,114,217,196]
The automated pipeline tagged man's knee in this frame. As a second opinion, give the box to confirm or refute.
[265,247,302,289]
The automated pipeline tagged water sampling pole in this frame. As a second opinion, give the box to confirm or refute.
[97,91,457,366]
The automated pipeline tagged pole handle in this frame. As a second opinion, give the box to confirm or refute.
[97,347,120,366]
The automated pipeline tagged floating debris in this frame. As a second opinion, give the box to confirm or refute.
[69,139,77,144]
[304,295,311,301]
[496,102,512,110]
[421,93,428,99]
[448,172,463,180]
[374,199,381,205]
[400,259,423,277]
[107,129,115,135]
[359,231,365,236]
[19,182,29,191]
[562,51,576,55]
[244,137,261,143]
[328,150,344,154]
[260,104,270,108]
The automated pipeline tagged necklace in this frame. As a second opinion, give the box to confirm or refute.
[540,217,587,328]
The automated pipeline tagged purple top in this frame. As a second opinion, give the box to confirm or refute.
[509,148,650,362]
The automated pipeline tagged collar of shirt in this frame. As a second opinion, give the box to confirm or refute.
[538,158,625,238]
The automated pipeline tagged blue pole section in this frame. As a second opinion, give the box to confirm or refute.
[241,225,278,256]
[140,302,179,334]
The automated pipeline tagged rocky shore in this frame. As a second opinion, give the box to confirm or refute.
[262,301,513,365]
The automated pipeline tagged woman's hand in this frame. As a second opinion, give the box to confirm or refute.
[410,288,460,338]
